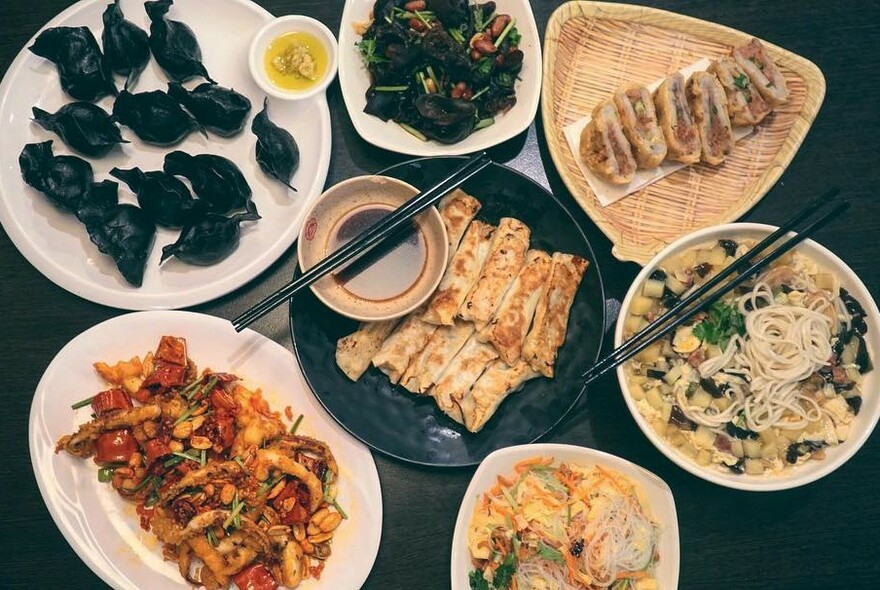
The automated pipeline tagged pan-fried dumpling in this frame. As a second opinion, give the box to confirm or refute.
[732,38,789,108]
[708,58,771,126]
[612,83,667,168]
[687,71,733,166]
[653,73,701,164]
[579,100,637,184]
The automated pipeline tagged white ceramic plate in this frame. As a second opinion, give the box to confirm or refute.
[615,223,880,491]
[450,443,680,589]
[29,310,381,590]
[337,0,541,156]
[0,0,331,310]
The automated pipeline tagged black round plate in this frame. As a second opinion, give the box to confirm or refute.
[289,157,606,466]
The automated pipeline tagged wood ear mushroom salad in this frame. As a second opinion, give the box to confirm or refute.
[56,336,346,589]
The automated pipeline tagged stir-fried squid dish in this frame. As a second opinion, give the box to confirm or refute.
[467,457,660,590]
[623,239,873,475]
[56,336,346,589]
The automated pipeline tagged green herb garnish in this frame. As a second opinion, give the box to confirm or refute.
[538,542,565,564]
[356,39,388,65]
[733,73,749,90]
[97,466,116,483]
[469,570,490,590]
[493,552,517,588]
[206,528,219,547]
[693,300,746,347]
[71,395,95,410]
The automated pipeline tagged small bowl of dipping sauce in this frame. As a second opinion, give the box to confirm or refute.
[249,15,339,100]
[297,175,449,322]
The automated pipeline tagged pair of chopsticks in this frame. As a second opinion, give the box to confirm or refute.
[232,152,493,332]
[582,188,848,386]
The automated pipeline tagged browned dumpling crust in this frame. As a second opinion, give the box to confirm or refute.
[335,318,401,381]
[371,309,437,384]
[732,38,789,108]
[613,83,667,168]
[708,58,771,126]
[653,72,702,164]
[399,319,474,394]
[579,100,637,184]
[687,71,734,166]
[438,189,482,256]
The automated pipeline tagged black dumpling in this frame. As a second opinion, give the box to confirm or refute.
[160,200,260,266]
[110,166,202,229]
[112,89,204,146]
[168,82,252,137]
[76,179,120,228]
[28,26,116,101]
[163,151,254,214]
[251,98,299,191]
[32,102,127,158]
[145,0,214,83]
[102,0,151,89]
[86,203,156,287]
[19,140,94,212]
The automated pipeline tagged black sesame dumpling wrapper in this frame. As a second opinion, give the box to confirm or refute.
[112,89,204,146]
[251,98,299,191]
[31,102,127,158]
[160,200,260,266]
[110,166,203,229]
[19,140,94,213]
[87,203,156,287]
[76,179,120,228]
[28,26,117,101]
[168,82,252,137]
[145,0,215,83]
[102,0,150,90]
[163,151,255,214]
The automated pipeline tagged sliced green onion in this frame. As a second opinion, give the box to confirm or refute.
[474,117,495,130]
[449,28,465,43]
[397,122,427,141]
[132,475,157,493]
[494,18,517,47]
[426,65,443,95]
[373,85,408,92]
[71,395,95,410]
[173,405,198,426]
[414,9,433,28]
[179,376,204,399]
[163,455,185,469]
[144,494,160,508]
[200,449,206,468]
[170,451,200,465]
[233,455,247,470]
[97,467,116,482]
[290,414,304,435]
[395,9,436,19]
[470,87,490,101]
[325,495,348,519]
[223,492,247,529]
[258,476,281,496]
[187,376,218,401]
[206,528,219,547]
[417,71,431,94]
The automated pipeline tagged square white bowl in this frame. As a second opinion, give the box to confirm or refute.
[450,443,680,589]
[337,0,542,156]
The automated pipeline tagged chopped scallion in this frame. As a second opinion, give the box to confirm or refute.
[206,528,219,546]
[474,117,495,130]
[290,414,304,435]
[324,495,348,519]
[97,466,116,483]
[494,18,517,47]
[71,395,95,410]
[373,85,408,92]
[470,86,490,101]
[233,455,247,470]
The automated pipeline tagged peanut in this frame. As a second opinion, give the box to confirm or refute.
[319,512,343,533]
[409,18,427,32]
[172,421,192,439]
[190,415,205,432]
[220,483,236,505]
[404,0,426,10]
[267,480,286,500]
[293,524,306,542]
[169,440,184,453]
[490,14,511,38]
[308,531,333,544]
[300,539,314,555]
[190,435,212,450]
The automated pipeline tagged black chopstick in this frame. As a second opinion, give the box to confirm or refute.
[231,152,493,332]
[582,196,849,386]
[582,188,840,382]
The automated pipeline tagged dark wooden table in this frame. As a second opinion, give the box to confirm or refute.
[2,1,879,588]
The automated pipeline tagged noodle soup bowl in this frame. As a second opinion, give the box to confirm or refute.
[616,223,880,491]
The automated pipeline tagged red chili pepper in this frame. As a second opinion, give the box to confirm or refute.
[155,335,187,366]
[232,563,278,590]
[90,388,133,416]
[134,363,189,402]
[94,429,138,464]
[143,439,172,464]
[210,388,237,411]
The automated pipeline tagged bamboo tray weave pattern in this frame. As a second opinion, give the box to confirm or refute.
[541,1,825,264]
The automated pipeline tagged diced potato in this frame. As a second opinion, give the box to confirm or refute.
[629,383,646,401]
[759,428,777,444]
[694,426,715,448]
[660,402,673,423]
[629,373,648,386]
[744,459,765,475]
[815,273,835,291]
[706,245,727,265]
[660,339,675,357]
[711,396,731,412]
[630,296,654,316]
[625,314,646,333]
[663,364,683,385]
[670,431,688,447]
[690,390,713,409]
[696,449,713,466]
[743,439,762,459]
[679,250,697,268]
[665,424,680,437]
[730,439,744,458]
[659,383,672,395]
[645,387,664,411]
[651,419,667,435]
[781,427,805,442]
[636,342,663,363]
[642,279,666,298]
[705,344,722,359]
[679,442,697,459]
[634,577,658,590]
[666,276,687,295]
[807,419,824,433]
[761,443,778,460]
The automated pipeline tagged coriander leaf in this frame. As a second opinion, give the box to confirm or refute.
[692,301,745,347]
[492,552,517,589]
[469,570,490,590]
[733,73,750,90]
[538,542,564,563]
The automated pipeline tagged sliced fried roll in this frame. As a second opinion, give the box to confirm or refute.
[438,189,482,256]
[423,221,494,326]
[335,318,401,381]
[478,249,553,365]
[687,71,733,166]
[613,83,667,168]
[431,335,499,425]
[399,319,474,394]
[732,38,789,108]
[522,253,589,378]
[371,310,438,384]
[708,58,771,126]
[459,218,530,330]
[579,100,637,184]
[458,360,540,433]
[653,73,701,164]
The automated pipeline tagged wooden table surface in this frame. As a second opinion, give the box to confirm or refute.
[2,1,879,588]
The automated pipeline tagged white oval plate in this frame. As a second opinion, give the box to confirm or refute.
[450,443,680,589]
[0,0,331,310]
[615,223,880,491]
[338,0,541,156]
[29,310,381,590]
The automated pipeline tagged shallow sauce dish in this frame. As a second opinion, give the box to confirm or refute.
[337,0,542,156]
[450,444,680,590]
[615,223,880,491]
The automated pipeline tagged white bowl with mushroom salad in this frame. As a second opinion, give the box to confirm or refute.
[615,223,880,491]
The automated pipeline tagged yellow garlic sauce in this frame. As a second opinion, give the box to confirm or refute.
[263,31,328,91]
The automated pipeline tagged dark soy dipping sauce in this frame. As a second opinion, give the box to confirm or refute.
[329,204,427,302]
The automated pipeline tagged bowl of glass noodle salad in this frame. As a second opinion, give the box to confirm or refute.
[615,223,880,491]
[451,443,679,590]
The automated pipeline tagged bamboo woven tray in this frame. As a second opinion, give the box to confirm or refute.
[541,1,825,264]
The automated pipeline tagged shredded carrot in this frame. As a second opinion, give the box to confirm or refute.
[497,474,515,487]
[616,570,650,580]
[515,456,553,473]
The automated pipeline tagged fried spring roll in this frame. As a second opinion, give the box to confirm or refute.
[687,71,733,166]
[398,319,474,394]
[371,310,438,384]
[423,221,494,326]
[708,58,771,126]
[459,218,530,330]
[458,360,540,433]
[438,189,482,256]
[430,336,499,425]
[613,83,667,168]
[335,319,401,381]
[579,100,638,184]
[732,38,789,108]
[522,253,589,378]
[653,73,701,164]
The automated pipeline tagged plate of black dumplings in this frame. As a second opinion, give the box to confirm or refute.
[0,0,331,309]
